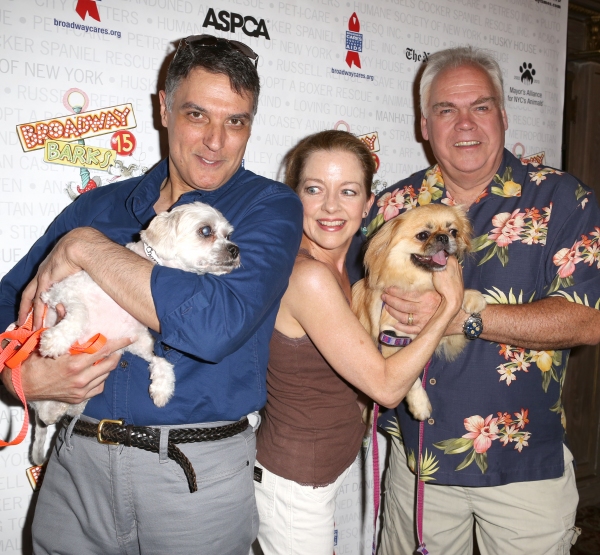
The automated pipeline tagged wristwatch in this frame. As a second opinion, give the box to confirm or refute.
[463,313,483,340]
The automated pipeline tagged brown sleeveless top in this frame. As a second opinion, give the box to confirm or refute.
[256,249,366,486]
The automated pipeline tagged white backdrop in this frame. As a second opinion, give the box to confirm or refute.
[0,0,568,552]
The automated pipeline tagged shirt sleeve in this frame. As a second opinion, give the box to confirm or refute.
[151,189,303,362]
[542,178,600,308]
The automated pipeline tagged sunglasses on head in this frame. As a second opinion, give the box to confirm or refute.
[173,34,259,67]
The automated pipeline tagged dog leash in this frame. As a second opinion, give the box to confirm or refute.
[376,330,431,555]
[371,400,380,555]
[371,331,413,554]
[0,310,106,447]
[416,359,432,555]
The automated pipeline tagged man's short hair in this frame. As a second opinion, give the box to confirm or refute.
[420,46,505,117]
[165,38,261,116]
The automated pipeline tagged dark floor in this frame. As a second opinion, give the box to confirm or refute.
[471,503,600,555]
[572,504,600,555]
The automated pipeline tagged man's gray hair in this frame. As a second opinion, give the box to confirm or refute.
[420,46,505,117]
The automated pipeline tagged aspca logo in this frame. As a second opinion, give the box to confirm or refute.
[75,0,101,22]
[202,8,270,40]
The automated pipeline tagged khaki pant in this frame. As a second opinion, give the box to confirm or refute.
[33,416,258,555]
[379,437,580,555]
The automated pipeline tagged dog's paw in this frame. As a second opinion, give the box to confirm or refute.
[39,328,73,358]
[406,386,432,421]
[463,289,487,314]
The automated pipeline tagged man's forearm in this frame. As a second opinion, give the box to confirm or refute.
[447,296,600,350]
[68,228,159,331]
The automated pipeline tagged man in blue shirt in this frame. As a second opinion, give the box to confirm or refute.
[351,46,600,554]
[0,36,303,554]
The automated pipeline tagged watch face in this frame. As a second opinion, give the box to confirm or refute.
[464,314,483,339]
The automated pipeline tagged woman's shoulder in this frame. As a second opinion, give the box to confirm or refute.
[292,253,333,284]
[287,250,335,291]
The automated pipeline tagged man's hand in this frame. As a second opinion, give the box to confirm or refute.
[382,286,465,336]
[18,228,98,330]
[383,286,600,349]
[1,337,132,404]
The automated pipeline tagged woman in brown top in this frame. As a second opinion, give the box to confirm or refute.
[254,130,463,555]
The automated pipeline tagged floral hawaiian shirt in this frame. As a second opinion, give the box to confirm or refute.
[350,149,600,486]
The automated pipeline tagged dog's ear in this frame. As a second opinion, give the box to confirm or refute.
[364,216,404,283]
[141,210,182,256]
[452,206,473,259]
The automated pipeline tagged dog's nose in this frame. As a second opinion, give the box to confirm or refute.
[227,244,240,259]
[436,234,449,245]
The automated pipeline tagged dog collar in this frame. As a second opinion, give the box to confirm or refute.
[142,242,162,265]
[379,332,412,347]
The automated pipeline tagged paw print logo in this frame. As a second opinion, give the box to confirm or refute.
[520,62,536,85]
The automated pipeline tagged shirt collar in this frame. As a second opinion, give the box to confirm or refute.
[432,149,521,208]
[126,158,168,225]
[126,160,246,224]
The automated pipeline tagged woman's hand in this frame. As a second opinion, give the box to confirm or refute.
[431,256,464,317]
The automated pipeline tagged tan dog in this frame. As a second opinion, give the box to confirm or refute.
[352,204,486,420]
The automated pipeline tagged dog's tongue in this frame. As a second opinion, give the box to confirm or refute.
[432,250,448,266]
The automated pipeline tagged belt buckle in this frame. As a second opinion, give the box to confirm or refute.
[97,419,123,445]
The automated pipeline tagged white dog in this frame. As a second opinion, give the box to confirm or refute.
[31,201,241,464]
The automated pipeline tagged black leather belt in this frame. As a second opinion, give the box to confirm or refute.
[65,416,249,493]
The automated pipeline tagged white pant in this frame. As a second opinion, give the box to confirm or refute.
[379,437,581,555]
[252,460,352,555]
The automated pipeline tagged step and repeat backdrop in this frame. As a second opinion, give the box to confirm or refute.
[0,0,567,553]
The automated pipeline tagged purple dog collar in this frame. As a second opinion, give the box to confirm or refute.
[378,332,412,347]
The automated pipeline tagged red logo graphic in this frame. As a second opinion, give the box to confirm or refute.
[345,13,362,69]
[76,0,101,22]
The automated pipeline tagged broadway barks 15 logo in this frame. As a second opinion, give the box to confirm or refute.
[16,89,143,200]
[76,0,101,21]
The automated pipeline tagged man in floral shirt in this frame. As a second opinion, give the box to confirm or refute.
[352,46,600,555]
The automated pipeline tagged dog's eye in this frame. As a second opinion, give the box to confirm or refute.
[199,226,213,237]
[416,231,430,241]
[449,229,458,237]
[226,234,232,240]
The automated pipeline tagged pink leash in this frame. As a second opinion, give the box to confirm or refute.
[416,359,432,554]
[373,328,432,554]
[371,401,380,555]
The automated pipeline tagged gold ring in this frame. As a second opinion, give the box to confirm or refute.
[408,313,414,326]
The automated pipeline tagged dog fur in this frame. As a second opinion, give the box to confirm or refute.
[352,204,486,420]
[30,201,241,464]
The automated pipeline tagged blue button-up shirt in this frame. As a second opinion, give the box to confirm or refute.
[350,149,600,486]
[0,160,303,426]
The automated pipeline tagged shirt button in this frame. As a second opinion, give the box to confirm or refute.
[429,378,437,386]
[120,360,128,368]
[427,418,435,425]
[163,345,171,352]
